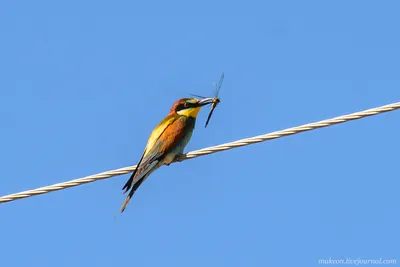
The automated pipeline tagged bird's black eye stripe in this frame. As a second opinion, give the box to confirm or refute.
[176,102,195,111]
[176,103,185,111]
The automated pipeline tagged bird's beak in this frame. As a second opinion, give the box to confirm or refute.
[197,97,214,107]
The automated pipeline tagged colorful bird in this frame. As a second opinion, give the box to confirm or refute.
[120,97,214,213]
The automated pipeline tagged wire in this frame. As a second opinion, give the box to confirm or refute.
[1,101,399,204]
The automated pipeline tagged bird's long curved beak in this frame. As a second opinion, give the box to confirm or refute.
[197,97,214,107]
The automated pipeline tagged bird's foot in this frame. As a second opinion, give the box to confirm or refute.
[165,153,186,166]
[174,153,185,163]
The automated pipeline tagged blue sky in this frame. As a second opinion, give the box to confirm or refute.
[1,1,399,266]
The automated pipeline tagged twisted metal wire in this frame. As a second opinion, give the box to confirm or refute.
[1,101,399,204]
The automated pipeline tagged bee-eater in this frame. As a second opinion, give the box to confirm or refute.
[120,97,214,213]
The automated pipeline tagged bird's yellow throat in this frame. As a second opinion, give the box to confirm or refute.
[177,107,201,118]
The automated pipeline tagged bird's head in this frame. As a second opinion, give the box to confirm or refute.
[170,97,214,118]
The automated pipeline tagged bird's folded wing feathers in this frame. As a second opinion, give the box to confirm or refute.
[141,115,192,166]
[132,114,180,177]
[143,114,178,157]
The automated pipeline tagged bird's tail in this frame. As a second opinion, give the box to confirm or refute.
[120,176,146,213]
[122,155,145,194]
[120,163,160,213]
[122,172,136,194]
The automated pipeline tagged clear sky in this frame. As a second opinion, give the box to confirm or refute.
[1,1,399,266]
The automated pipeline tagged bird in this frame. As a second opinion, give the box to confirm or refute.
[120,97,214,213]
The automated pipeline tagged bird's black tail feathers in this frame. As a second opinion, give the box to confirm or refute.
[122,170,136,194]
[120,177,145,213]
[120,156,159,213]
[122,154,145,193]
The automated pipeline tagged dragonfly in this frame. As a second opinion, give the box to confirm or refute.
[204,72,224,127]
[191,72,224,127]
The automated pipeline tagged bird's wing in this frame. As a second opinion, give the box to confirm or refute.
[141,114,192,165]
[122,114,179,193]
[143,114,180,157]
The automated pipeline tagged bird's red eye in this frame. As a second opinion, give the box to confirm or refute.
[184,103,189,108]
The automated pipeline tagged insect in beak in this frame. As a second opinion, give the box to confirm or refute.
[204,72,224,128]
[204,98,220,128]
